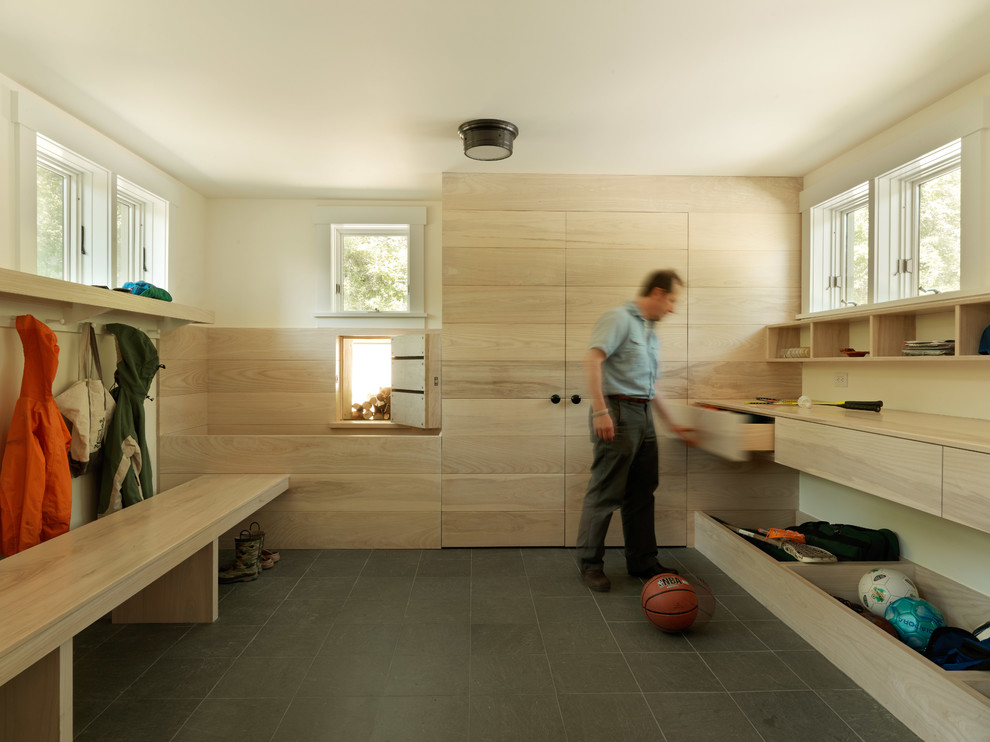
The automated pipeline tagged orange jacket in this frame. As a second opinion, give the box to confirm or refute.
[0,315,72,556]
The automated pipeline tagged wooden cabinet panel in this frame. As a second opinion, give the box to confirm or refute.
[774,418,942,514]
[443,286,565,324]
[565,248,687,286]
[942,447,990,534]
[442,209,566,249]
[442,323,565,362]
[443,247,564,286]
[440,361,564,399]
[442,399,564,437]
[442,512,563,547]
[565,211,688,249]
[441,436,564,475]
[443,474,563,511]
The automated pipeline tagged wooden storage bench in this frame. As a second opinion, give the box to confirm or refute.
[694,512,990,742]
[0,473,289,742]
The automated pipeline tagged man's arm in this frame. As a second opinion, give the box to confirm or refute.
[651,383,696,445]
[584,348,614,441]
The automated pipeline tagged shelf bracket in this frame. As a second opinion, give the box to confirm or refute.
[62,303,110,325]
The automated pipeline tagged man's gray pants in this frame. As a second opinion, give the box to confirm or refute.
[576,398,660,574]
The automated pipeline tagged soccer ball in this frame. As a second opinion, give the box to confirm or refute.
[858,568,919,617]
[884,597,946,651]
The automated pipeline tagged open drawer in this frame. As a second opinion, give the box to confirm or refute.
[685,404,775,462]
[694,512,990,742]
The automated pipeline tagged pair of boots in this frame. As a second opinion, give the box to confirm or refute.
[218,521,280,583]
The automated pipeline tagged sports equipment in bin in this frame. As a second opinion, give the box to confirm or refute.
[859,568,919,617]
[641,573,698,633]
[885,597,947,651]
[723,523,837,563]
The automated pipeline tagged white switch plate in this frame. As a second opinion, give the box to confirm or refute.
[833,372,848,387]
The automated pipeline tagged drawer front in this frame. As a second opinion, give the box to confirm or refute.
[774,418,942,514]
[942,447,990,535]
[692,406,774,462]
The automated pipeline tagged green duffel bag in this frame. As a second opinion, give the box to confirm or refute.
[788,520,900,561]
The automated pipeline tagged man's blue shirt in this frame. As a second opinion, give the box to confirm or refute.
[587,301,659,398]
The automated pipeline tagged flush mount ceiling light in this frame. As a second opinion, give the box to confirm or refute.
[458,119,519,161]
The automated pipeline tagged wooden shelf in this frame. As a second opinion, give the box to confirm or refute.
[0,267,213,326]
[767,291,990,361]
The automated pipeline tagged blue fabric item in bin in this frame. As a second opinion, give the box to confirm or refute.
[980,324,990,354]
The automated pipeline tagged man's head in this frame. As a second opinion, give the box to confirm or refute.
[637,269,683,321]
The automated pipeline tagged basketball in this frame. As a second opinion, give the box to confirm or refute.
[641,573,698,632]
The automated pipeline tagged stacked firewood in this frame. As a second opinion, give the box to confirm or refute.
[351,386,391,420]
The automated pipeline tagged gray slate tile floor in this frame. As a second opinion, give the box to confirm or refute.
[73,547,922,742]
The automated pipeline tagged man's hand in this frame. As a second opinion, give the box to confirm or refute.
[670,424,697,447]
[592,411,614,441]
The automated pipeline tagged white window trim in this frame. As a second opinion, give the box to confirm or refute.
[800,96,990,315]
[314,206,427,322]
[809,182,869,312]
[115,176,169,288]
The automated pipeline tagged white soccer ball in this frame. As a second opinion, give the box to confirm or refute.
[858,568,919,617]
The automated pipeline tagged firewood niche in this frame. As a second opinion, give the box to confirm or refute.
[351,386,391,420]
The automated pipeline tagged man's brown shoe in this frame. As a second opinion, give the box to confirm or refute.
[582,569,611,592]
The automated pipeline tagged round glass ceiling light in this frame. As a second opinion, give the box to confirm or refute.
[458,119,519,161]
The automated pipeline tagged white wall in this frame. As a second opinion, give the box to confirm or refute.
[204,199,442,328]
[800,74,990,599]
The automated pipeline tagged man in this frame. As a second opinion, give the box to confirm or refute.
[576,269,694,592]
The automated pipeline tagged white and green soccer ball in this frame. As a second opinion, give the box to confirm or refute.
[858,568,919,617]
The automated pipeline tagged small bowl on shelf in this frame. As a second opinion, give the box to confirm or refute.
[839,347,869,357]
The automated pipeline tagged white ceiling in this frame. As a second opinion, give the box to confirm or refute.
[2,0,990,200]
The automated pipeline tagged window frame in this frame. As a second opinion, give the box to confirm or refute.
[115,176,169,288]
[810,182,870,311]
[314,206,427,321]
[331,223,412,314]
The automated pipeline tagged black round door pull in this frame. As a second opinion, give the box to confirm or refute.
[571,395,581,404]
[550,394,561,404]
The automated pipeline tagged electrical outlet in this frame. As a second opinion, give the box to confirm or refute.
[833,372,848,388]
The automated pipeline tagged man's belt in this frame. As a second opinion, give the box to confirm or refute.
[608,395,651,403]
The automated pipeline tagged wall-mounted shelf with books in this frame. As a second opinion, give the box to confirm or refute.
[766,292,990,362]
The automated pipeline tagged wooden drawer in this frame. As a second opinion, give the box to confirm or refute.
[694,512,990,742]
[689,405,775,462]
[774,417,942,515]
[942,447,990,535]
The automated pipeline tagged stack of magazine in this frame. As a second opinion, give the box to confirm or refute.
[902,339,955,356]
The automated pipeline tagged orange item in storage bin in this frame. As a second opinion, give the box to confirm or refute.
[0,315,72,556]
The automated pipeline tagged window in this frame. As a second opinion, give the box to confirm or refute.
[115,177,169,288]
[35,134,110,285]
[809,140,962,312]
[334,225,410,313]
[31,134,168,289]
[314,206,426,319]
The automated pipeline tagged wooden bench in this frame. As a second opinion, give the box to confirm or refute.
[0,473,289,742]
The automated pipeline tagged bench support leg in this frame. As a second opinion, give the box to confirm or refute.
[112,540,219,623]
[0,640,72,742]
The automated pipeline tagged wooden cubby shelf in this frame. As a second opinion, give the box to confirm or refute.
[767,291,990,361]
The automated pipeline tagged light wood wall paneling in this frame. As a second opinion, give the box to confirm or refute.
[159,325,209,360]
[689,213,802,251]
[443,286,566,324]
[159,435,440,475]
[159,359,209,396]
[442,399,564,437]
[442,512,563,547]
[159,393,208,435]
[687,325,768,362]
[563,509,687,548]
[687,470,799,511]
[266,474,440,512]
[443,474,563,511]
[207,328,332,361]
[228,510,441,549]
[565,287,689,326]
[688,361,802,400]
[565,248,688,287]
[442,324,565,362]
[690,251,800,288]
[207,360,334,394]
[443,174,801,214]
[688,288,801,325]
[565,211,688,249]
[208,393,335,427]
[443,247,564,286]
[441,436,564,475]
[442,210,566,248]
[440,361,564,399]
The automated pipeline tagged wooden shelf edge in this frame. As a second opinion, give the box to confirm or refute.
[0,267,213,325]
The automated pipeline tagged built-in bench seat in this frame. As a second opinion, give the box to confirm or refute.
[0,473,289,742]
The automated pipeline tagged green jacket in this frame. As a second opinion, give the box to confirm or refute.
[98,324,161,516]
